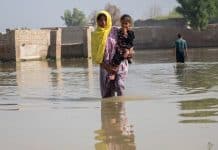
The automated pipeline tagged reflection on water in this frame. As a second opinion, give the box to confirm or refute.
[178,98,218,123]
[208,142,214,150]
[95,101,136,150]
[0,62,17,87]
[0,103,19,111]
[3,59,96,100]
[0,48,218,101]
[175,63,218,94]
[0,49,218,149]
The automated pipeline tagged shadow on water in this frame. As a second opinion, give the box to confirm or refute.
[95,100,136,150]
[175,63,218,94]
[178,98,218,124]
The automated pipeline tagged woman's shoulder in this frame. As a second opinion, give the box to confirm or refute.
[108,26,120,39]
[112,26,120,31]
[110,26,120,34]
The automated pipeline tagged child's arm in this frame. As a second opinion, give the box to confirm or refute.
[128,47,135,58]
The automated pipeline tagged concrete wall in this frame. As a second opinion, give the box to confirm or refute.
[134,18,186,27]
[2,25,218,62]
[47,29,62,60]
[61,44,84,58]
[61,26,93,58]
[0,30,16,61]
[61,27,83,58]
[62,27,83,45]
[133,26,218,49]
[0,26,93,62]
[15,29,51,61]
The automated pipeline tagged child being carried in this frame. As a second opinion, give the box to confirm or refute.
[112,14,135,66]
[109,14,135,81]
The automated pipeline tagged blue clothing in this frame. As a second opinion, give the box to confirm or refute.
[175,38,187,63]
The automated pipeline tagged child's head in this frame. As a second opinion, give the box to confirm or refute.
[120,14,133,30]
[97,13,107,28]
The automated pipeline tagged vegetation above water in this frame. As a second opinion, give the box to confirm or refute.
[61,3,121,26]
[60,1,218,30]
[176,0,218,31]
[61,8,87,26]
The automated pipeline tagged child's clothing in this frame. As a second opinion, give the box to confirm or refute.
[111,28,135,66]
[108,28,134,85]
[117,28,135,50]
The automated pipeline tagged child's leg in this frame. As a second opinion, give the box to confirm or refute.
[115,76,125,96]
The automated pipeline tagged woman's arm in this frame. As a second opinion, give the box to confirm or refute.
[100,63,118,74]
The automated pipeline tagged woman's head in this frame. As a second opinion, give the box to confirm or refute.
[91,11,112,64]
[97,13,107,28]
[96,11,112,29]
[120,14,133,29]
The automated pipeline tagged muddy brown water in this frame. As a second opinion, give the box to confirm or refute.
[0,48,218,150]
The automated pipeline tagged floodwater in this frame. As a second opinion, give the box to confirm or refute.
[0,49,218,150]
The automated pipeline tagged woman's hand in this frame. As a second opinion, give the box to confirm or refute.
[101,63,118,74]
[108,65,118,74]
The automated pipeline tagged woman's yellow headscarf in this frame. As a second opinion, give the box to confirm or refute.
[91,10,112,64]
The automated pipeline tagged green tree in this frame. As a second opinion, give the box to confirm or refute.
[215,0,218,18]
[176,0,217,30]
[61,8,87,26]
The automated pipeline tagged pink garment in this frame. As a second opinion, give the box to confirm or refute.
[100,27,129,98]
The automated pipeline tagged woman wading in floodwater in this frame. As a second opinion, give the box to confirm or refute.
[92,11,134,98]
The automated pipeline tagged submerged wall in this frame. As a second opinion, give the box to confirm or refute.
[0,30,16,61]
[15,29,51,61]
[133,25,218,50]
[0,26,93,62]
[61,26,93,58]
[1,25,218,62]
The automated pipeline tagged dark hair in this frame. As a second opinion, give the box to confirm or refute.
[97,13,107,21]
[177,33,182,38]
[120,14,132,24]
